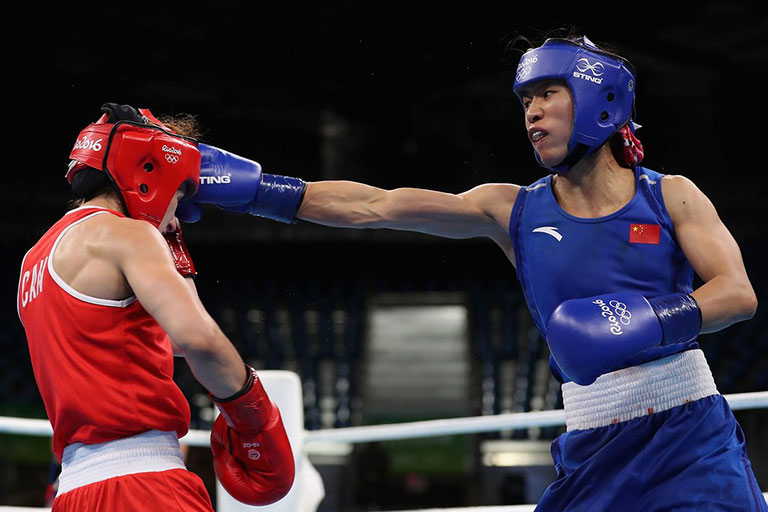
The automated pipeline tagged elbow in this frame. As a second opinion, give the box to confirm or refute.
[742,290,758,321]
[171,321,223,358]
[732,281,758,322]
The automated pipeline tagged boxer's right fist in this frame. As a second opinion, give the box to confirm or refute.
[196,143,264,206]
[210,366,295,506]
[176,144,262,223]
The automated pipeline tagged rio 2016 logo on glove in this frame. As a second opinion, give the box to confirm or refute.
[592,299,632,335]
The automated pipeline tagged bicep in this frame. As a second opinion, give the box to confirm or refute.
[664,176,747,282]
[664,175,757,330]
[115,227,218,349]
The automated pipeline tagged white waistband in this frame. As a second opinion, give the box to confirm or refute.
[561,349,718,431]
[58,430,186,495]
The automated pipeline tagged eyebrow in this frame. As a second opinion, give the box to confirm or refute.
[521,80,564,98]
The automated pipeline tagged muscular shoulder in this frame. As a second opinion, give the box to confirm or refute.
[459,183,521,220]
[460,182,522,201]
[78,213,166,263]
[660,173,698,198]
[53,212,168,298]
[660,174,716,226]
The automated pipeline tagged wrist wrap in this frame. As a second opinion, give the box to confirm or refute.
[249,174,306,223]
[647,293,702,345]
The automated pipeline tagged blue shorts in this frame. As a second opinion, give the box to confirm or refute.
[535,395,767,511]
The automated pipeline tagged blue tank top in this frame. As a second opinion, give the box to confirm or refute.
[509,166,699,383]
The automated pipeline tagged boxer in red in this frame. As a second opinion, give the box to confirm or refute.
[16,103,295,511]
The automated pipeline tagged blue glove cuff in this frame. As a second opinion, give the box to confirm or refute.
[647,293,702,345]
[249,174,307,224]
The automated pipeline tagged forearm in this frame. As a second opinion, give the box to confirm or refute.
[298,181,497,239]
[297,181,390,227]
[177,322,248,398]
[691,275,758,334]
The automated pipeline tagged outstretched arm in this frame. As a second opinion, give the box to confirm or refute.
[183,144,519,250]
[298,180,520,242]
[662,175,757,333]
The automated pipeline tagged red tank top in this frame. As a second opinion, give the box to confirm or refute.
[17,207,190,459]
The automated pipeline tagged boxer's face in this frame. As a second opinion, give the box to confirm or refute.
[160,189,185,234]
[520,80,573,167]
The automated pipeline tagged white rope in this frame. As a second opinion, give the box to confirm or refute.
[304,409,565,445]
[1,391,766,447]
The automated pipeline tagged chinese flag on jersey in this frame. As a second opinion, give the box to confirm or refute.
[629,223,660,244]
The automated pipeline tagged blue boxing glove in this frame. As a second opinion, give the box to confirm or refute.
[176,198,203,223]
[177,143,306,224]
[546,292,701,385]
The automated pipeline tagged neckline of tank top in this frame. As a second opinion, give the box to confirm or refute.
[545,167,646,224]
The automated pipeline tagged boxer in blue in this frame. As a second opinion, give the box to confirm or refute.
[181,33,766,510]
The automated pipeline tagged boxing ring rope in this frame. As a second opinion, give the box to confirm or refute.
[2,391,767,447]
[1,389,767,510]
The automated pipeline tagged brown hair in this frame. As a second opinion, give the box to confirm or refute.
[157,112,205,140]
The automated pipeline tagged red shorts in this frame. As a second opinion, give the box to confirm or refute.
[52,469,214,512]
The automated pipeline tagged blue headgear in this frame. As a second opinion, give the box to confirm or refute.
[513,36,637,173]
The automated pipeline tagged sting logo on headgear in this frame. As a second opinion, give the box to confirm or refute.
[574,58,605,83]
[67,103,201,228]
[512,36,637,174]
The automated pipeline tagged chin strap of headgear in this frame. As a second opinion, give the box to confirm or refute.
[617,122,644,167]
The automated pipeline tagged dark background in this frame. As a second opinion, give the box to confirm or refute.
[6,2,767,245]
[2,2,767,509]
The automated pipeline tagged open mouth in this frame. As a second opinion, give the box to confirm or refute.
[529,128,548,145]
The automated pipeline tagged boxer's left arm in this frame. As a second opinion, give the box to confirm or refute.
[104,218,247,398]
[101,216,294,504]
[662,175,757,332]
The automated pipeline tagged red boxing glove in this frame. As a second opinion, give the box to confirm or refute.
[210,366,295,506]
[163,227,197,278]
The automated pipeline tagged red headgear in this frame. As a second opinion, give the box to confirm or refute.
[67,104,201,228]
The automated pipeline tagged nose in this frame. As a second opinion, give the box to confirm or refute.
[526,97,543,124]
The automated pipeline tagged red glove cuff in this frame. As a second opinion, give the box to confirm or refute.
[164,228,197,278]
[617,123,644,167]
[211,366,274,434]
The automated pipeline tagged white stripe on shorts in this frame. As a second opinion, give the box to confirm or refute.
[57,430,186,495]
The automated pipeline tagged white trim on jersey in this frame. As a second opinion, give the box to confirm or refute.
[47,210,137,308]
